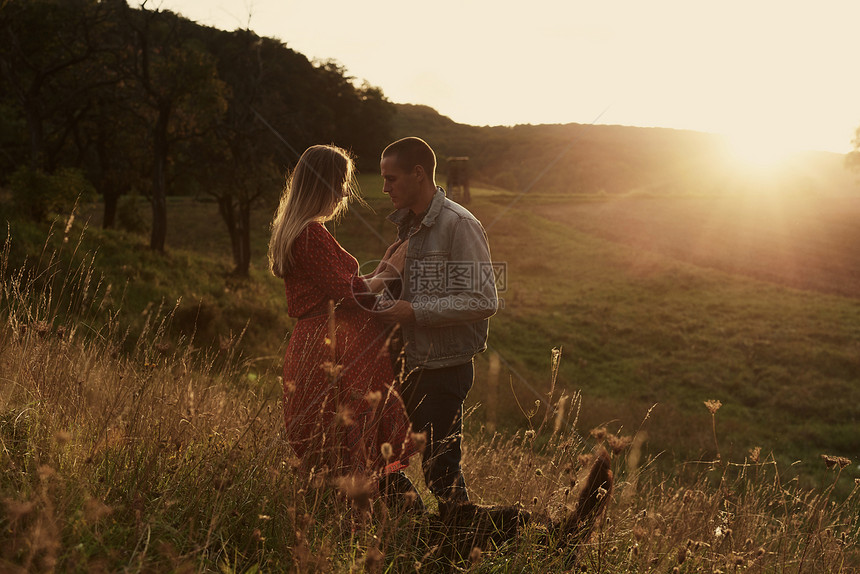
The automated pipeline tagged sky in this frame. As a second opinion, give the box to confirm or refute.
[140,0,860,155]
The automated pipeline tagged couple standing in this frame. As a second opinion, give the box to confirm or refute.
[268,137,498,510]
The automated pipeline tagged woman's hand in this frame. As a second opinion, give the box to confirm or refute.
[385,239,408,275]
[364,239,408,292]
[382,238,404,262]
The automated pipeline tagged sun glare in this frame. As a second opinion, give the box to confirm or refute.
[726,132,800,171]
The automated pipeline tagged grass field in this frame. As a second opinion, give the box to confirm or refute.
[328,180,860,489]
[3,181,860,571]
[70,180,860,485]
[529,193,860,298]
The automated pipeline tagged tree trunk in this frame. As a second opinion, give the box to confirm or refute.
[235,199,251,276]
[24,99,45,171]
[150,105,170,251]
[96,121,118,229]
[103,190,119,228]
[217,192,251,276]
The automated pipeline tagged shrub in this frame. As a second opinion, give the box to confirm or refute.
[10,166,95,221]
[117,190,148,234]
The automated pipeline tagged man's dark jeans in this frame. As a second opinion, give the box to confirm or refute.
[401,360,473,504]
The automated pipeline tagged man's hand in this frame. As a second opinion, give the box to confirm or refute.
[375,300,415,324]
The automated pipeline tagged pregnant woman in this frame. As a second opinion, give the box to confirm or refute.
[268,145,417,498]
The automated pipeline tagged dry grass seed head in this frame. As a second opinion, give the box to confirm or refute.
[749,446,761,463]
[820,454,851,469]
[364,546,384,572]
[335,474,374,512]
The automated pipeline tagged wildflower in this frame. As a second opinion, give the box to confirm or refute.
[380,442,393,461]
[704,400,722,415]
[524,429,536,440]
[535,468,543,477]
[590,426,607,441]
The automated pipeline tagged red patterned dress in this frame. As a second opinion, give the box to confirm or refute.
[282,221,414,475]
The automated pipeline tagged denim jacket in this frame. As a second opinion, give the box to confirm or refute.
[388,188,498,371]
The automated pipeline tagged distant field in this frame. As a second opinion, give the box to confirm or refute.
[527,194,860,298]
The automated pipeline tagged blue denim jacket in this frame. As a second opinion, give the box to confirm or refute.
[388,188,498,371]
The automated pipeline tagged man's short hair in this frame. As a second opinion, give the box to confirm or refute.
[382,137,436,179]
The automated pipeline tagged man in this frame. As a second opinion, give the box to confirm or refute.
[376,136,497,508]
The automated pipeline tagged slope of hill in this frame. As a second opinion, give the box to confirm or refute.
[392,104,859,197]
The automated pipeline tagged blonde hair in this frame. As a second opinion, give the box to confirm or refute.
[268,145,360,278]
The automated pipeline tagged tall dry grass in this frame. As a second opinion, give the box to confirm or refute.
[1,225,858,573]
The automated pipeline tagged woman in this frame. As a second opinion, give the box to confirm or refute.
[268,144,416,483]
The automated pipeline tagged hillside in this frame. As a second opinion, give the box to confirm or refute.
[392,103,859,197]
[328,183,860,489]
[3,185,859,571]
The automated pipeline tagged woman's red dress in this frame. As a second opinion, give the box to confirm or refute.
[282,221,414,475]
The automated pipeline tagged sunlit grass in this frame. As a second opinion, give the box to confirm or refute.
[2,197,858,571]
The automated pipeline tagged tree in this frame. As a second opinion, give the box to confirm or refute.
[197,30,323,275]
[0,0,114,172]
[120,5,227,252]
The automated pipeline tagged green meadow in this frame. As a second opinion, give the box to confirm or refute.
[2,181,859,571]
[334,178,860,486]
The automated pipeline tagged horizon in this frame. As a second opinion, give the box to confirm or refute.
[142,1,860,157]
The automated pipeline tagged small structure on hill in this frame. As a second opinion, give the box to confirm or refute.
[446,157,471,204]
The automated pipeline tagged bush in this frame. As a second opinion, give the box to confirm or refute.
[10,166,95,221]
[117,190,148,234]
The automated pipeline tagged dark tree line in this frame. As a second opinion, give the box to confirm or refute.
[0,0,394,273]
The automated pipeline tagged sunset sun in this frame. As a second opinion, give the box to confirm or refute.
[726,131,800,172]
